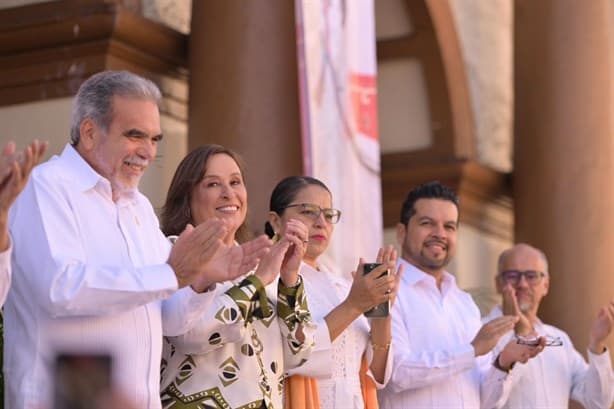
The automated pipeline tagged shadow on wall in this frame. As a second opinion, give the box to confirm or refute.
[466,287,500,317]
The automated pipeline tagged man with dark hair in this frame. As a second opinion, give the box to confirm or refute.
[4,70,270,408]
[379,181,543,408]
[483,243,614,408]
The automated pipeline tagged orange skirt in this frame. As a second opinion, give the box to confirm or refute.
[284,355,378,409]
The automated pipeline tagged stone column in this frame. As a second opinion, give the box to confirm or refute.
[515,0,614,359]
[188,1,303,234]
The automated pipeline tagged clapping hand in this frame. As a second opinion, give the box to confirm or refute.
[377,245,403,308]
[589,299,614,354]
[278,219,309,287]
[0,140,48,251]
[168,220,273,291]
[501,283,534,336]
[0,140,47,212]
[346,245,402,314]
[498,336,546,370]
[471,316,518,357]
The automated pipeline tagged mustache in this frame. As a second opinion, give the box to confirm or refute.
[124,156,149,167]
[424,238,447,249]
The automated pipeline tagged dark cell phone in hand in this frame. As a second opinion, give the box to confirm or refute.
[53,353,113,409]
[363,262,390,318]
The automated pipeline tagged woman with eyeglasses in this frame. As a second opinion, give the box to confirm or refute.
[265,176,403,409]
[159,146,316,409]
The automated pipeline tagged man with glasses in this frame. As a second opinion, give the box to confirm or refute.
[483,243,614,408]
[379,182,543,409]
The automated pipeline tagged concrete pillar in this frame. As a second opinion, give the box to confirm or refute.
[514,0,614,359]
[188,1,303,233]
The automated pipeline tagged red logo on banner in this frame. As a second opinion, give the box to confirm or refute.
[349,73,378,141]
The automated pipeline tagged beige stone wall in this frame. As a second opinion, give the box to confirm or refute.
[0,98,71,164]
[448,0,513,172]
[141,0,192,34]
[375,0,435,154]
[0,1,192,34]
[374,0,514,171]
[377,58,433,154]
[0,98,187,211]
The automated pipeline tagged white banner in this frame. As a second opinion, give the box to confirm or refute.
[295,0,383,277]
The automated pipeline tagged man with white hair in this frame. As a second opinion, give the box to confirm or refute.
[483,243,614,408]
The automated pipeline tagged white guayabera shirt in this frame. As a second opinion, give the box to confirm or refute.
[0,242,11,307]
[378,259,512,409]
[484,305,614,409]
[5,144,215,409]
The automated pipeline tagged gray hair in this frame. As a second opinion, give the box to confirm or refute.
[497,243,549,275]
[70,70,162,145]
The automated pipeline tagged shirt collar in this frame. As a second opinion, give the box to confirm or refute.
[398,257,456,288]
[59,144,139,204]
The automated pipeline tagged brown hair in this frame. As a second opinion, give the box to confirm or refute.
[161,145,251,242]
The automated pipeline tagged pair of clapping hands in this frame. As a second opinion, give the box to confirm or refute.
[502,283,614,356]
[0,140,47,212]
[167,218,309,293]
[470,286,547,372]
[0,140,48,250]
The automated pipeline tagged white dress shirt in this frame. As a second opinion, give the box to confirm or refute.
[4,144,214,409]
[287,262,393,409]
[378,258,510,409]
[0,241,11,307]
[484,305,614,409]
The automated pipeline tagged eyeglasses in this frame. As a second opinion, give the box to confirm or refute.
[500,270,546,286]
[516,334,563,347]
[283,203,342,224]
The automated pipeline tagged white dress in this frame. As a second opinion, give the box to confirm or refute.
[286,262,393,409]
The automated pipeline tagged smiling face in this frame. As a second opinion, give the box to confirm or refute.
[397,198,458,278]
[269,184,334,267]
[190,153,247,243]
[498,244,549,317]
[77,95,162,200]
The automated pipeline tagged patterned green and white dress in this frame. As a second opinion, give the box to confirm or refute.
[160,273,315,409]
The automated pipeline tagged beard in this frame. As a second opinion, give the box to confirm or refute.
[517,292,535,313]
[404,243,453,273]
[419,249,452,270]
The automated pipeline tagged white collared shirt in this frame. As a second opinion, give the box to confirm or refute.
[378,258,510,409]
[483,305,614,409]
[0,240,11,307]
[4,144,214,409]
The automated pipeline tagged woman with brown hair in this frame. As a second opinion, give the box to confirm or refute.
[159,145,316,409]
